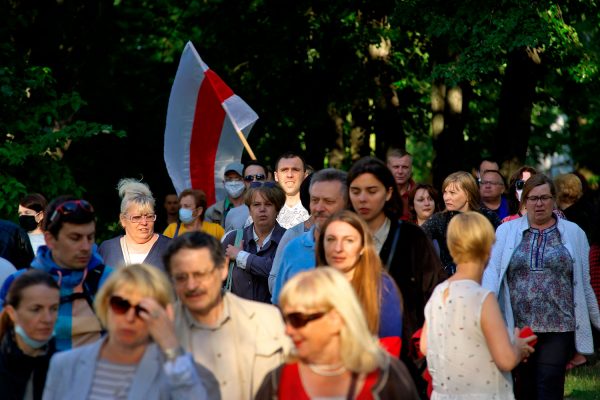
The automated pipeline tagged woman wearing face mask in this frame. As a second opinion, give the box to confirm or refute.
[422,171,501,276]
[0,269,60,400]
[18,193,48,254]
[99,178,171,271]
[163,189,224,240]
[315,210,403,355]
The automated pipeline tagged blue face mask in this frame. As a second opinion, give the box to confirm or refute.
[15,325,52,349]
[178,208,195,224]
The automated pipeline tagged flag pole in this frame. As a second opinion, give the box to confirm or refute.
[221,102,257,160]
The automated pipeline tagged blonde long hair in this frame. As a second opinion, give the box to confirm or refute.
[279,268,387,373]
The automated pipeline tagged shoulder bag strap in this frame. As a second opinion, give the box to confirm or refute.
[385,221,402,271]
[174,221,181,238]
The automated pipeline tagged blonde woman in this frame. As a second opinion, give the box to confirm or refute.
[256,268,418,399]
[421,212,535,399]
[43,264,207,399]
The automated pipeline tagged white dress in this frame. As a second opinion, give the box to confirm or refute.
[424,279,514,399]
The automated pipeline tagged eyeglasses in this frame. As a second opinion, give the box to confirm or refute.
[282,311,328,329]
[515,179,525,190]
[480,180,503,186]
[250,181,278,189]
[244,174,266,182]
[109,295,147,317]
[49,199,94,224]
[526,195,553,204]
[171,266,218,285]
[124,214,157,223]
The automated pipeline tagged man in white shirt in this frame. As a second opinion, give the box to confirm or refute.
[274,152,309,229]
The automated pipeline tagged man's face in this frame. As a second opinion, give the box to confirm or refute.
[243,165,267,188]
[164,194,179,215]
[169,248,228,319]
[44,222,96,269]
[479,171,505,201]
[387,155,412,187]
[275,157,306,196]
[310,181,346,228]
[224,171,243,183]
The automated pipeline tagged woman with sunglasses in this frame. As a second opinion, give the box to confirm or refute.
[18,193,48,254]
[0,270,59,400]
[43,263,207,399]
[223,182,287,303]
[255,268,419,399]
[483,174,600,399]
[315,210,403,355]
[99,178,171,271]
[502,166,537,223]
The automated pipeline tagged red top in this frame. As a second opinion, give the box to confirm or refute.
[277,363,380,399]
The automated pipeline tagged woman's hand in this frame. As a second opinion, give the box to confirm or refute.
[137,297,179,353]
[513,327,537,362]
[225,240,244,260]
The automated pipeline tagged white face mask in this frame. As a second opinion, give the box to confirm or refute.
[224,181,245,198]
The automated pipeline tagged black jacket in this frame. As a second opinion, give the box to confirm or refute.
[0,330,56,400]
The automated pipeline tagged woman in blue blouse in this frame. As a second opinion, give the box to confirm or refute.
[316,210,403,355]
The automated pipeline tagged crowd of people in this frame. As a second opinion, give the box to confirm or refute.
[0,148,598,399]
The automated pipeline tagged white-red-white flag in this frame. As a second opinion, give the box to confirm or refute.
[164,41,258,204]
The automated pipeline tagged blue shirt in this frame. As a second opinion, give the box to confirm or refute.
[271,226,317,304]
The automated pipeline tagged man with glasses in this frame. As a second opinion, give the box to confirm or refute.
[205,162,247,228]
[165,231,288,400]
[479,169,509,219]
[223,160,269,232]
[1,196,113,351]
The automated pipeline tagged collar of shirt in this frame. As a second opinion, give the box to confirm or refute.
[373,217,391,253]
[183,296,231,331]
[252,226,275,251]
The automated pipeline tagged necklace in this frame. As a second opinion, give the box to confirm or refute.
[307,363,347,377]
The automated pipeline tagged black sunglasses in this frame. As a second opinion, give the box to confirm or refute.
[283,311,328,329]
[109,295,147,317]
[244,174,266,182]
[515,179,525,190]
[49,199,95,224]
[250,181,278,189]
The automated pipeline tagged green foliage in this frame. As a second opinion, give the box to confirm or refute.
[0,59,125,219]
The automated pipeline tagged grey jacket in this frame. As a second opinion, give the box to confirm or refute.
[42,339,207,400]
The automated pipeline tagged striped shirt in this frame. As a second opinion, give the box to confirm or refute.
[88,359,137,400]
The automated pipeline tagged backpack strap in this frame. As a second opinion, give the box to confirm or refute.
[174,221,182,238]
[224,230,243,292]
[59,264,106,310]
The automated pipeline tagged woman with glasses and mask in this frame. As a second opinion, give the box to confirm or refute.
[18,193,48,254]
[99,179,171,272]
[223,182,286,303]
[256,268,418,399]
[0,270,59,400]
[163,189,224,241]
[43,263,207,399]
[483,174,600,399]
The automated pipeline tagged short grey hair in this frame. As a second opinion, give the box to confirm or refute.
[309,168,348,205]
[117,178,155,214]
